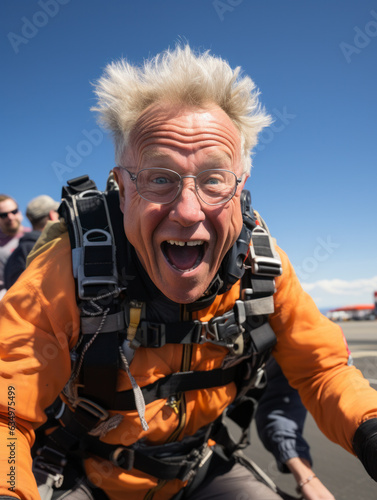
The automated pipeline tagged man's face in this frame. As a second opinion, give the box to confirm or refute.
[0,199,22,236]
[114,104,247,304]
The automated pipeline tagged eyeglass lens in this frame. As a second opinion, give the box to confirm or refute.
[136,169,237,205]
[0,208,19,219]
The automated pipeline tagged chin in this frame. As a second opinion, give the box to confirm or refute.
[161,280,210,304]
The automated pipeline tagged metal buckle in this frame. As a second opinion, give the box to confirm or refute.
[72,397,109,422]
[74,228,120,300]
[111,447,134,470]
[206,300,246,342]
[249,227,282,277]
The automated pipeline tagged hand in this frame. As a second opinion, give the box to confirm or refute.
[285,457,335,500]
[299,476,335,500]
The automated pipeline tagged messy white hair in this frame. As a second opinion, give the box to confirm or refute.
[92,45,271,175]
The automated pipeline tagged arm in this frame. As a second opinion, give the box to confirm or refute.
[0,234,80,499]
[255,357,312,473]
[3,244,29,290]
[270,246,377,481]
[286,457,334,500]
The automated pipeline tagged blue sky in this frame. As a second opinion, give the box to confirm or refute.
[1,0,376,309]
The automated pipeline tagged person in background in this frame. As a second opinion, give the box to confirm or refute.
[4,195,60,290]
[0,194,29,298]
[256,358,335,499]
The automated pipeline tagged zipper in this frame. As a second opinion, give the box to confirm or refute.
[143,306,193,499]
[166,395,180,414]
[165,341,192,444]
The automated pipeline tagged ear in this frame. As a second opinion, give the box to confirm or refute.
[112,167,126,213]
[236,173,249,196]
[49,210,59,222]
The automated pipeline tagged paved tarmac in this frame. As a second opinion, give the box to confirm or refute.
[244,320,377,500]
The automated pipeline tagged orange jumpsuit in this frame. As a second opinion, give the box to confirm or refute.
[0,232,376,500]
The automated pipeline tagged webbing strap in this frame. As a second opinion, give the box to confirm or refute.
[59,188,120,300]
[83,429,212,481]
[250,323,276,353]
[81,332,120,408]
[81,311,126,334]
[244,296,274,316]
[34,399,108,471]
[133,320,203,348]
[109,365,238,411]
[62,175,98,197]
[127,302,143,341]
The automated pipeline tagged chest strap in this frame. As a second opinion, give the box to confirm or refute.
[94,364,239,411]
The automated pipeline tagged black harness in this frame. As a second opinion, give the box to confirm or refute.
[33,174,282,494]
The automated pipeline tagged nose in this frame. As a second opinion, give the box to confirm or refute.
[168,178,205,227]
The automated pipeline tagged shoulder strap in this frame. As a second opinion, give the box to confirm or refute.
[58,175,127,409]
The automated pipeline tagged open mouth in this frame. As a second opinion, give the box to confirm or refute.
[162,240,205,271]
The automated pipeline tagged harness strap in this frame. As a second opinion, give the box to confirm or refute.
[249,322,277,353]
[62,175,98,197]
[79,297,273,346]
[243,296,274,315]
[33,398,109,480]
[132,300,248,349]
[211,397,257,456]
[84,364,239,411]
[127,301,143,341]
[83,431,212,481]
[81,311,126,334]
[81,397,257,482]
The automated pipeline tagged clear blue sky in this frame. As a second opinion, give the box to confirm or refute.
[1,0,376,309]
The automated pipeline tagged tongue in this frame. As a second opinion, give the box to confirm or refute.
[165,244,201,271]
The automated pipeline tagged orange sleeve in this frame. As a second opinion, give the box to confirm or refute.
[0,234,80,499]
[270,246,377,455]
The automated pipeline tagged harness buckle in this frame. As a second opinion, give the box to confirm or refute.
[138,322,166,347]
[206,300,246,342]
[111,447,134,470]
[72,397,109,422]
[73,227,120,300]
[249,227,282,277]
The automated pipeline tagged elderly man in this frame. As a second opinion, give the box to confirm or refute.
[0,194,29,298]
[0,46,376,500]
[4,195,60,289]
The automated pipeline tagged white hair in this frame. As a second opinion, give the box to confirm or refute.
[92,45,271,174]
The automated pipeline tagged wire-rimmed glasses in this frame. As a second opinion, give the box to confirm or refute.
[118,167,242,206]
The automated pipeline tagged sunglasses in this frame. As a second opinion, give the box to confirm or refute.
[0,208,19,219]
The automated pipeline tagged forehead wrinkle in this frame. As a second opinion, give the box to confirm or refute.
[139,149,233,170]
[133,128,238,161]
[129,105,241,166]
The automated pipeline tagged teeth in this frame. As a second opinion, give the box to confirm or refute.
[166,240,204,246]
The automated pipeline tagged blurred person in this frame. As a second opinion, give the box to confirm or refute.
[256,358,335,499]
[4,195,60,289]
[0,194,29,298]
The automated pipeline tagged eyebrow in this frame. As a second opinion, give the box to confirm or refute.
[142,150,233,167]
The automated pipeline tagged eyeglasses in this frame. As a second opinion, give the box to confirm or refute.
[0,208,19,219]
[119,167,243,206]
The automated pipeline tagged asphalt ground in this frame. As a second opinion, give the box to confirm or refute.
[243,320,377,500]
